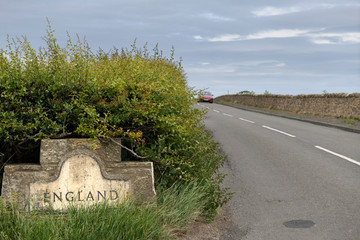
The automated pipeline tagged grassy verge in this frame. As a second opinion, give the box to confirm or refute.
[0,182,209,240]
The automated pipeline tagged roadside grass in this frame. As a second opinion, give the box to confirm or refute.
[0,182,208,240]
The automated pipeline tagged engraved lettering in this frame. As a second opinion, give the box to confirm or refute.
[110,190,118,200]
[44,191,50,203]
[44,189,126,203]
[97,191,106,200]
[77,191,84,202]
[54,192,63,202]
[86,191,94,201]
[65,192,74,201]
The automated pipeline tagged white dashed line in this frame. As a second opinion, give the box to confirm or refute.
[213,110,220,113]
[223,113,233,117]
[315,146,360,167]
[262,125,296,138]
[239,118,255,124]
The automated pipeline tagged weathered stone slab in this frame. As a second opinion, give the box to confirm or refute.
[30,155,130,210]
[1,139,156,211]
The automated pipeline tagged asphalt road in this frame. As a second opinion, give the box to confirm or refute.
[200,103,360,240]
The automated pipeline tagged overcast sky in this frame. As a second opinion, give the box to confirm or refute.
[1,0,359,96]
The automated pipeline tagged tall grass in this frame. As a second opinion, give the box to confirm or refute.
[0,182,207,240]
[0,183,212,240]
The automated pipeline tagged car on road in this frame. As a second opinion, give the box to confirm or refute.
[199,91,214,103]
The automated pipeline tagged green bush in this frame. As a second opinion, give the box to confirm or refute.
[0,24,230,216]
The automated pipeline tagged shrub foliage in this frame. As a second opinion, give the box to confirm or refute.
[0,24,229,215]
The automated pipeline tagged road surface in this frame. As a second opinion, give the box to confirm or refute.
[200,103,360,240]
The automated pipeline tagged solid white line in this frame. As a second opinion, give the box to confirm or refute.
[239,118,255,124]
[223,113,233,117]
[315,146,360,167]
[213,110,220,113]
[262,125,296,138]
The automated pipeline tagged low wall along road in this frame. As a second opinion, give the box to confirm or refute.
[215,93,360,118]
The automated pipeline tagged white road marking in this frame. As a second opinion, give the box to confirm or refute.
[223,113,233,117]
[213,110,220,113]
[315,146,360,167]
[262,125,296,138]
[239,118,255,124]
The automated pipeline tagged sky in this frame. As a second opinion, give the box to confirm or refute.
[1,0,359,97]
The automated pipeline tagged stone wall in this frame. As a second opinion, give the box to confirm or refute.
[215,94,360,118]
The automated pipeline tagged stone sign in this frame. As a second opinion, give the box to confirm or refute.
[30,155,130,210]
[1,139,155,211]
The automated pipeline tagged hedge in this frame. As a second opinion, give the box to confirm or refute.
[0,23,230,216]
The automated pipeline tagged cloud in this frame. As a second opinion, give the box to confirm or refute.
[234,72,282,77]
[202,29,316,42]
[186,60,285,76]
[309,32,360,44]
[208,34,243,42]
[237,60,286,68]
[193,35,204,40]
[186,64,236,73]
[252,3,360,17]
[246,29,311,40]
[195,29,360,45]
[252,6,303,17]
[198,12,235,22]
[311,39,334,45]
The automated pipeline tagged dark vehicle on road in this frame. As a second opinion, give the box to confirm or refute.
[199,91,214,103]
